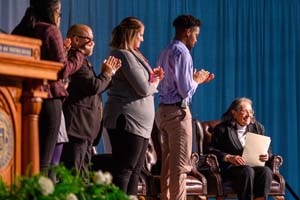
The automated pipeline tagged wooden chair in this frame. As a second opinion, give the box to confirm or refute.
[193,119,285,200]
[92,122,207,200]
[140,123,208,200]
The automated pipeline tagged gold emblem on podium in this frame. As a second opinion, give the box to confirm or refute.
[0,111,13,168]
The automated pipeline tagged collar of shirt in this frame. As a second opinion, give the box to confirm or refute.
[130,49,155,82]
[236,124,247,147]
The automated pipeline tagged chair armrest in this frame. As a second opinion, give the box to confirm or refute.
[193,152,220,173]
[189,152,208,186]
[273,171,285,186]
[191,152,223,195]
[204,154,220,173]
[141,166,152,177]
[268,155,285,192]
[188,167,208,185]
[268,155,283,173]
[191,152,200,168]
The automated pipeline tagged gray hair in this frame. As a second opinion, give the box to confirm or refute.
[221,97,253,122]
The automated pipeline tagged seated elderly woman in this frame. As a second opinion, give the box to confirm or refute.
[210,97,273,200]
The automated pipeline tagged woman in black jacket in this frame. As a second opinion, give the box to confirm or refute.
[210,97,273,200]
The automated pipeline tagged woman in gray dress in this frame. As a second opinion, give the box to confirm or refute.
[103,17,163,197]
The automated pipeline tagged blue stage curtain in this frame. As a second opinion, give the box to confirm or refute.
[1,1,299,199]
[0,0,29,33]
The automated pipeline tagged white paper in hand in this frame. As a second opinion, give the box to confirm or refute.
[242,132,271,166]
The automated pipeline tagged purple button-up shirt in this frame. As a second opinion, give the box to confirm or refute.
[157,40,198,104]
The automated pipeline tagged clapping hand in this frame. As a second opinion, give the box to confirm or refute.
[153,66,164,80]
[101,56,122,77]
[203,72,215,83]
[63,38,72,52]
[193,69,215,84]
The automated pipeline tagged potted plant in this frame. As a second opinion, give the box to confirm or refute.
[0,165,132,200]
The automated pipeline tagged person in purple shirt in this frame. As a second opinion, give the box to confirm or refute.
[155,15,214,200]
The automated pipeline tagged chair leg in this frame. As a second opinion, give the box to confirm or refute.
[272,196,285,200]
[198,195,207,200]
[138,196,146,200]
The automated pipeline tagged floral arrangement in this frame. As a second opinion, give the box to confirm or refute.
[0,165,131,200]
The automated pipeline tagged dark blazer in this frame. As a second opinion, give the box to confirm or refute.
[63,59,111,142]
[210,120,271,171]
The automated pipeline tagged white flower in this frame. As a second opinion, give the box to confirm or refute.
[103,171,112,184]
[93,170,112,185]
[38,176,54,196]
[129,195,138,200]
[66,193,78,200]
[93,170,105,184]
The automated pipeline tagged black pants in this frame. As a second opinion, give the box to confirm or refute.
[61,136,93,179]
[39,98,62,172]
[224,165,273,200]
[107,128,149,195]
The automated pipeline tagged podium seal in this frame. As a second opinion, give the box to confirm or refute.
[0,111,14,168]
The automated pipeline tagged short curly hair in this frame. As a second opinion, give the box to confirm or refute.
[173,14,201,31]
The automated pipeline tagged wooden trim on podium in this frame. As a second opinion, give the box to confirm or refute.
[0,34,62,183]
[0,33,42,49]
[0,53,62,80]
[0,33,41,60]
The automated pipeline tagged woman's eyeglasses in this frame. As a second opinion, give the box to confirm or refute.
[238,109,254,116]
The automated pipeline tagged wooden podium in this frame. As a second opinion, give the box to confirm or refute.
[0,33,62,184]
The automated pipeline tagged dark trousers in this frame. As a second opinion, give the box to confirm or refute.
[108,128,149,195]
[48,143,64,182]
[61,136,93,179]
[51,143,64,166]
[225,165,273,200]
[39,98,62,172]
